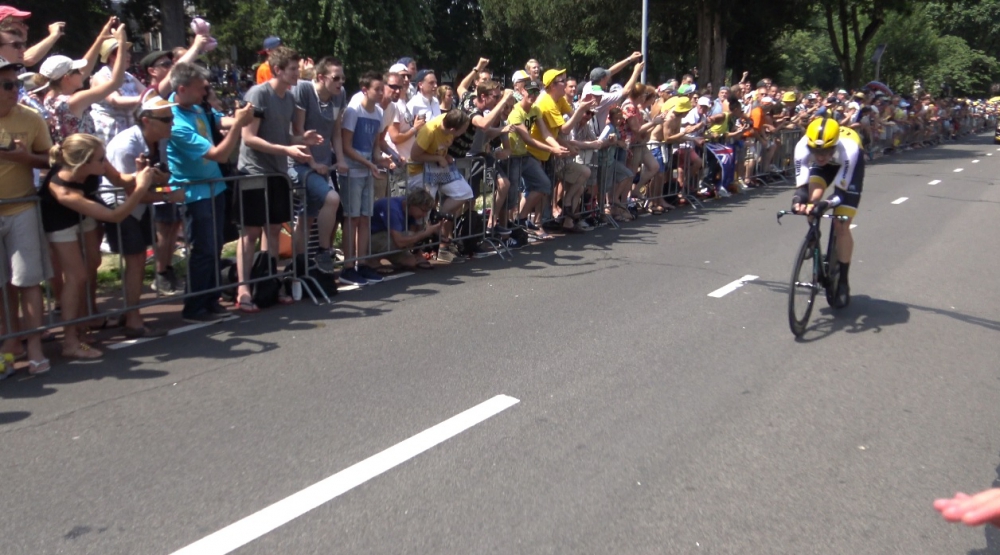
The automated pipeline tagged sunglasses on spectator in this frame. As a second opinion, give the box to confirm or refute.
[386,84,401,90]
[0,80,16,91]
[325,74,342,82]
[0,41,25,50]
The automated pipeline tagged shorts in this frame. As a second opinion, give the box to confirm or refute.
[105,210,154,256]
[651,147,667,173]
[555,159,590,187]
[47,215,98,243]
[236,174,293,227]
[406,173,475,202]
[153,203,183,224]
[342,174,374,218]
[505,156,551,195]
[288,164,336,218]
[370,231,412,266]
[807,157,865,218]
[0,206,52,286]
[672,147,701,170]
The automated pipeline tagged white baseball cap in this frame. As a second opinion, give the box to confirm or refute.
[511,70,528,84]
[39,55,87,81]
[388,63,409,76]
[697,96,712,107]
[139,95,178,112]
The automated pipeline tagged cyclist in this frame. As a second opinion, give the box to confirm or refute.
[791,117,863,308]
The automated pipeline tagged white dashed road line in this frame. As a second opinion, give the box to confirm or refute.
[708,275,759,298]
[954,168,964,173]
[928,180,941,185]
[973,160,980,163]
[849,224,857,230]
[892,197,909,205]
[170,394,521,555]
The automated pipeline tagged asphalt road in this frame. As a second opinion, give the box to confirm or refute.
[3,134,1000,555]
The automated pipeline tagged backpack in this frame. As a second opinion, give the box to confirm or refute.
[250,252,282,308]
[454,211,486,255]
[219,257,238,302]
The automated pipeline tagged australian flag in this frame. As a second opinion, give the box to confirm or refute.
[705,143,736,190]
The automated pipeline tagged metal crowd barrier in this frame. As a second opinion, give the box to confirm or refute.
[0,173,322,344]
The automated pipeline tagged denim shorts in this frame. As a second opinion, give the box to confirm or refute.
[289,164,336,218]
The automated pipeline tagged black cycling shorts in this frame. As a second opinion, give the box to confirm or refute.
[807,156,864,217]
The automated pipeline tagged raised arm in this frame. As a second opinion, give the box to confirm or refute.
[24,22,65,66]
[608,51,643,79]
[457,58,489,98]
[69,24,128,113]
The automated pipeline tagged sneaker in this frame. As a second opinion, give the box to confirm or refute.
[314,249,335,274]
[437,245,467,264]
[716,186,731,198]
[167,266,185,292]
[357,265,384,283]
[577,219,593,230]
[503,237,525,250]
[152,271,181,296]
[491,225,512,237]
[182,311,226,324]
[339,268,369,286]
[525,219,540,231]
[472,242,495,258]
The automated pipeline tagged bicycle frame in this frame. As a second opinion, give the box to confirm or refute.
[778,209,850,336]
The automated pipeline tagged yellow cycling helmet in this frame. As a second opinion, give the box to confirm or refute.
[805,117,840,151]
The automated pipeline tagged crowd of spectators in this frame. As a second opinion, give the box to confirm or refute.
[0,5,995,378]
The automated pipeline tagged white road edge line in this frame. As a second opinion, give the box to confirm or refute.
[892,197,909,205]
[708,275,759,298]
[928,180,941,185]
[954,168,964,173]
[170,394,521,555]
[849,224,857,229]
[108,316,240,350]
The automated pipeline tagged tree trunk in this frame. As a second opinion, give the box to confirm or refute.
[697,0,726,89]
[159,0,186,48]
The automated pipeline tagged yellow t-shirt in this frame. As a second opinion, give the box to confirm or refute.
[507,102,540,157]
[708,112,730,138]
[408,114,454,176]
[0,105,53,216]
[527,93,573,161]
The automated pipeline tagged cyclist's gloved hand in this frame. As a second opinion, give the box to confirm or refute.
[809,200,831,216]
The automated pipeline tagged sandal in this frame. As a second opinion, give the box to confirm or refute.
[235,296,261,314]
[63,343,102,360]
[277,295,295,305]
[28,358,51,375]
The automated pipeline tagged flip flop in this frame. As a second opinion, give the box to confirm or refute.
[63,344,102,360]
[28,359,51,375]
[236,296,261,314]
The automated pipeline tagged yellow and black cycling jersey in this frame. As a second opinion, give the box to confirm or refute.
[792,129,864,218]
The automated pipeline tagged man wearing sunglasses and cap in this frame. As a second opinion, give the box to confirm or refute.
[0,5,65,67]
[101,95,182,337]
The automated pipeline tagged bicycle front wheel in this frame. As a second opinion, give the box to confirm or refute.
[788,235,820,337]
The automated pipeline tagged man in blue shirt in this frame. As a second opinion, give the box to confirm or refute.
[168,62,255,322]
[367,188,441,271]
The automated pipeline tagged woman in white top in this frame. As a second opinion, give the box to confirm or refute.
[89,34,143,145]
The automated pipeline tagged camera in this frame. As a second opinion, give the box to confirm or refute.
[428,209,455,224]
[237,100,265,119]
[153,162,169,173]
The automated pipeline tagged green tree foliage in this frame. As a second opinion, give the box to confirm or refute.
[20,0,114,60]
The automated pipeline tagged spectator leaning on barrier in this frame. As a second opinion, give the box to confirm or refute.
[408,108,476,261]
[367,188,441,271]
[41,133,159,360]
[40,22,126,145]
[586,51,644,126]
[507,78,560,237]
[101,96,184,338]
[237,46,321,310]
[0,57,53,376]
[456,57,491,104]
[168,61,255,323]
[341,70,388,286]
[447,80,516,236]
[529,68,594,233]
[290,56,345,274]
[90,34,142,145]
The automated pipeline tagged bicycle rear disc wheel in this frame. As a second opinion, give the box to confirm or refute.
[788,236,819,337]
